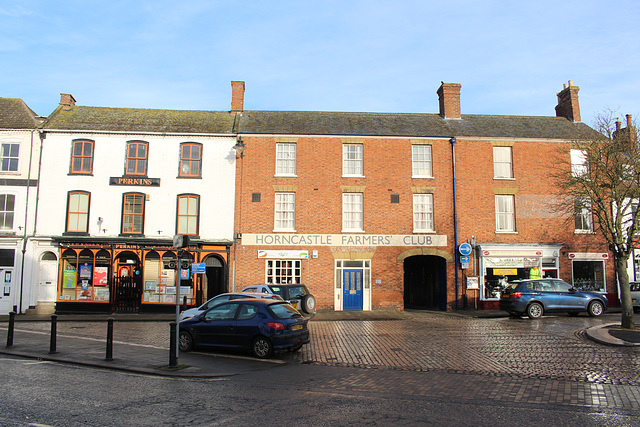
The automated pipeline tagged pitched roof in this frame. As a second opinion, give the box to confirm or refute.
[237,111,599,140]
[0,97,41,130]
[44,105,237,135]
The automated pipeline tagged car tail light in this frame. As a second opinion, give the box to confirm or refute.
[512,292,522,299]
[267,322,285,330]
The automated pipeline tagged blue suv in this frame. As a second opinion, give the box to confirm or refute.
[499,279,608,319]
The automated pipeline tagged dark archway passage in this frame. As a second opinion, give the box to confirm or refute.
[404,255,447,310]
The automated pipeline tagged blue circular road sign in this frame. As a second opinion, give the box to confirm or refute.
[458,243,472,256]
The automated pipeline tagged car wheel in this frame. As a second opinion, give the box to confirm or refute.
[587,300,604,317]
[526,302,543,319]
[252,336,273,359]
[179,331,194,352]
[302,295,316,314]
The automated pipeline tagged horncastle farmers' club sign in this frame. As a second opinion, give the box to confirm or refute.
[242,233,447,247]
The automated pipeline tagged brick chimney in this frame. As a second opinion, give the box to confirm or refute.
[231,81,245,113]
[59,93,76,110]
[555,80,581,122]
[437,83,462,119]
[613,114,637,152]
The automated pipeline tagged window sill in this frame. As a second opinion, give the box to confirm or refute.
[574,230,595,235]
[341,230,365,233]
[493,177,515,181]
[342,175,365,178]
[412,176,434,179]
[413,230,436,234]
[274,174,297,178]
[273,229,297,233]
[495,231,518,235]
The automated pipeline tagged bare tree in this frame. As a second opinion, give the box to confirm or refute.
[554,110,639,329]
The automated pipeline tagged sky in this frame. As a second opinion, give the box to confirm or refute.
[1,0,638,127]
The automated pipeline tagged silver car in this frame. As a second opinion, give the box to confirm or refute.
[179,292,282,321]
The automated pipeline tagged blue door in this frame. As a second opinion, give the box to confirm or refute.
[343,270,363,311]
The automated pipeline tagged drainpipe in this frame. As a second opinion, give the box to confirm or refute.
[450,137,459,310]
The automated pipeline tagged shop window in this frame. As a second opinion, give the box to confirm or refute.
[572,260,605,292]
[125,141,148,176]
[574,198,593,233]
[342,192,363,232]
[1,143,19,172]
[0,194,15,231]
[412,145,432,178]
[177,194,199,236]
[276,143,296,176]
[343,144,363,176]
[121,193,145,235]
[70,139,94,174]
[179,142,202,177]
[59,249,110,302]
[413,193,434,232]
[493,146,513,179]
[266,259,301,284]
[0,249,15,266]
[66,191,90,234]
[495,195,515,232]
[274,192,295,231]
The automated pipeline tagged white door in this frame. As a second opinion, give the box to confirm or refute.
[38,259,58,303]
[0,269,14,314]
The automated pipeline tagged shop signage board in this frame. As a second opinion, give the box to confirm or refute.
[243,233,447,247]
[191,262,206,274]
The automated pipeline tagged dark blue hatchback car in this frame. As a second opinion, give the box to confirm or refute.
[179,298,310,358]
[499,278,608,319]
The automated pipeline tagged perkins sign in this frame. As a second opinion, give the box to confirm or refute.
[242,233,447,247]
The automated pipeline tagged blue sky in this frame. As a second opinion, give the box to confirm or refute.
[1,0,638,126]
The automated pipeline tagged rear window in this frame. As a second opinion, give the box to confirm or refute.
[269,286,286,297]
[268,303,302,319]
[287,286,308,299]
[505,282,521,290]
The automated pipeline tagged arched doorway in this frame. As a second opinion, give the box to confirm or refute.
[204,255,226,301]
[404,255,447,310]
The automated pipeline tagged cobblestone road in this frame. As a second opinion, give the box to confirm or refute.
[9,311,640,386]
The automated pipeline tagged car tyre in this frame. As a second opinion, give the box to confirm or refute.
[302,294,316,314]
[179,331,194,352]
[587,300,604,317]
[252,336,273,359]
[526,302,543,319]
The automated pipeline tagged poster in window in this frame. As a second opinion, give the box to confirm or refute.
[79,263,92,279]
[63,270,77,288]
[94,267,108,286]
[144,281,156,291]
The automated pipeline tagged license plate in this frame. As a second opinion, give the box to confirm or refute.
[292,324,302,331]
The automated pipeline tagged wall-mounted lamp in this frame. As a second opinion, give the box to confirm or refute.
[233,138,246,158]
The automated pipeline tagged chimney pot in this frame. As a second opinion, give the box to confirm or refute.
[616,119,622,131]
[231,81,245,113]
[627,114,633,127]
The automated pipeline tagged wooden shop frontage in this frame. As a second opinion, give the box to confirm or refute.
[53,237,230,314]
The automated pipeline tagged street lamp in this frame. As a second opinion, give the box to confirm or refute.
[233,138,246,158]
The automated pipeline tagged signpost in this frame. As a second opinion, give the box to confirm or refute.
[170,235,190,367]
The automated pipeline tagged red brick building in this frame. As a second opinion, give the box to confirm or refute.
[231,81,615,311]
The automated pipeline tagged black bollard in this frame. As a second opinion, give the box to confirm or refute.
[6,311,15,347]
[169,322,177,368]
[105,317,114,361]
[49,314,57,354]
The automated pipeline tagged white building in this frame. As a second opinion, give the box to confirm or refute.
[38,93,239,313]
[0,98,44,315]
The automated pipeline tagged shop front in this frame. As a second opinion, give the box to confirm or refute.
[54,238,229,313]
[477,244,562,310]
